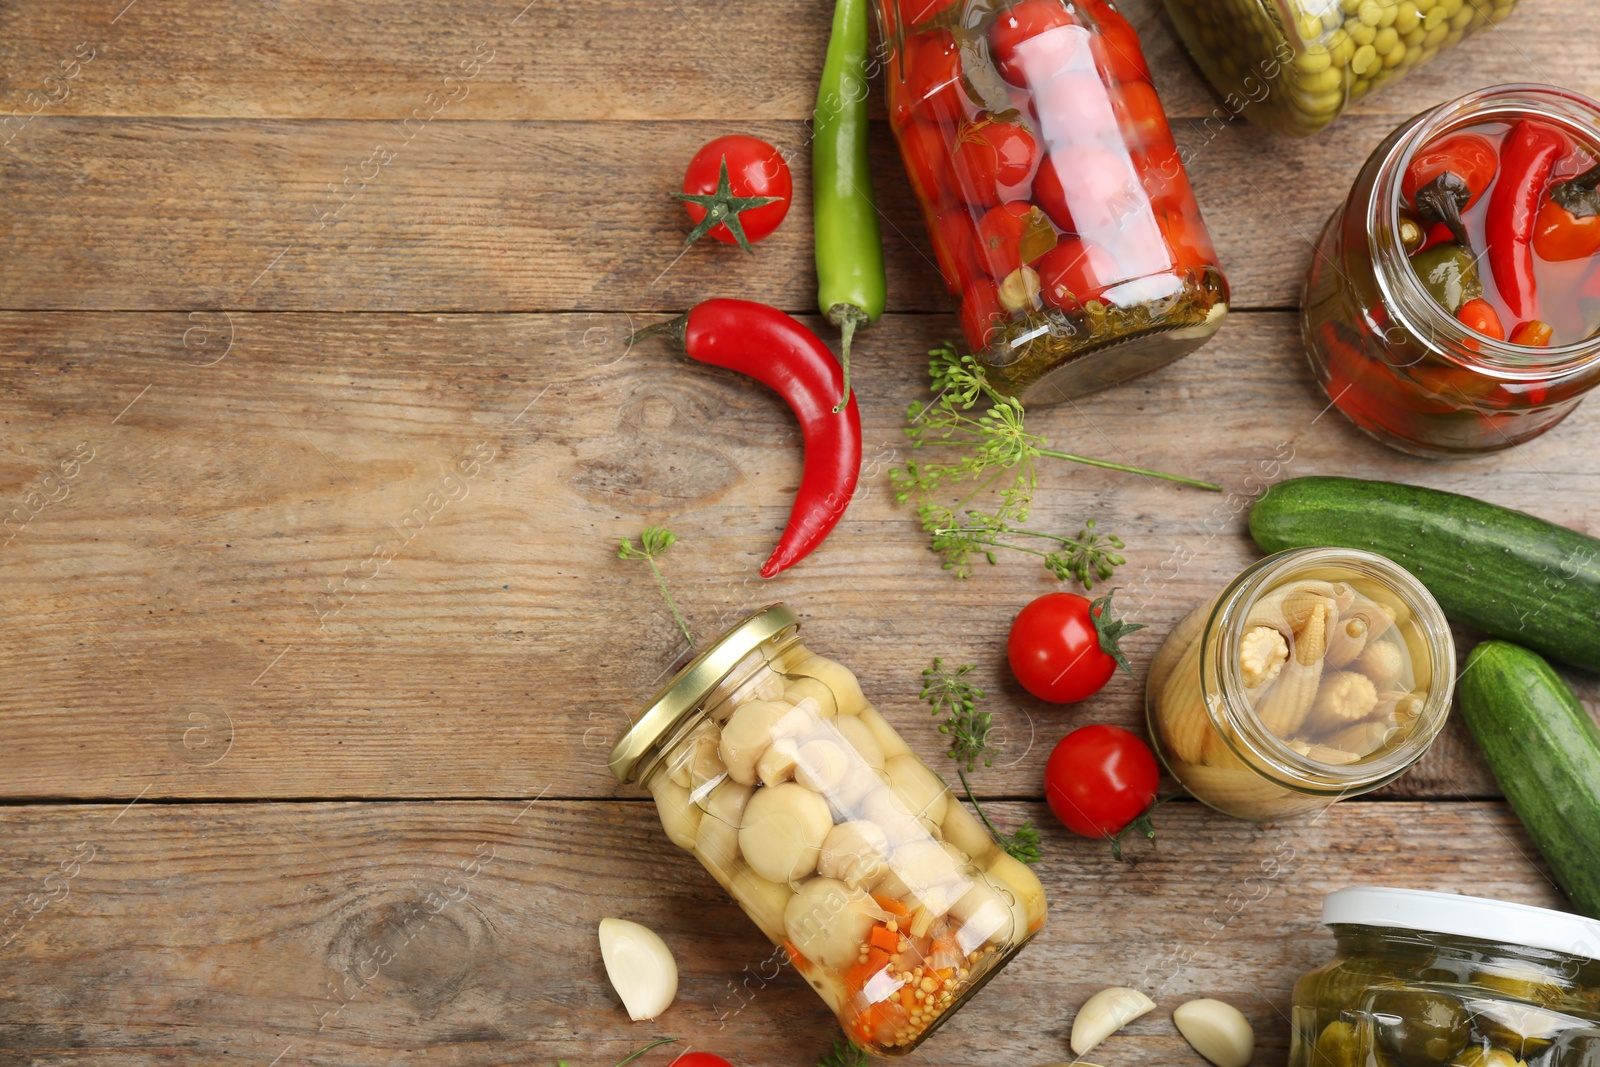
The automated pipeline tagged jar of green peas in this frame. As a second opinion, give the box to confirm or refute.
[1158,0,1521,138]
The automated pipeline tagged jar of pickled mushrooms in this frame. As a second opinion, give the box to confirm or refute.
[1146,548,1456,820]
[609,605,1046,1055]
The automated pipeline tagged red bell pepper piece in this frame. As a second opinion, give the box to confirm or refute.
[1486,120,1569,323]
[1456,297,1506,347]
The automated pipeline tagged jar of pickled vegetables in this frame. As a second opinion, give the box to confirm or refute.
[609,605,1046,1055]
[1145,547,1455,820]
[879,0,1229,404]
[1292,887,1600,1067]
[1160,0,1521,138]
[1304,84,1600,456]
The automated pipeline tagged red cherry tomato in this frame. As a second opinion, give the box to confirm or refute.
[1113,81,1174,151]
[905,30,967,125]
[679,135,793,248]
[931,206,983,294]
[1401,132,1499,212]
[1534,191,1600,262]
[949,116,1038,207]
[960,277,1005,352]
[1038,236,1120,308]
[1031,154,1076,232]
[1045,724,1160,838]
[976,200,1053,278]
[1134,141,1190,210]
[1156,207,1213,272]
[1007,591,1124,703]
[900,120,952,206]
[670,1055,737,1067]
[900,0,959,23]
[1088,7,1153,86]
[990,0,1079,86]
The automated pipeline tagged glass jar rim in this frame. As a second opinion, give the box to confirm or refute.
[1324,886,1600,962]
[1370,83,1600,378]
[607,603,799,783]
[1200,547,1456,794]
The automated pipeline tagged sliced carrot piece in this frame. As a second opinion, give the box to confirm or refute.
[869,924,900,953]
[872,894,912,917]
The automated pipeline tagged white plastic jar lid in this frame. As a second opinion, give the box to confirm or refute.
[1324,887,1600,962]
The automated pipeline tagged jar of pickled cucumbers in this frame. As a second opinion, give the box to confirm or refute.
[1305,85,1600,456]
[1145,547,1455,820]
[609,605,1046,1055]
[1160,0,1522,138]
[1292,887,1600,1067]
[878,0,1229,404]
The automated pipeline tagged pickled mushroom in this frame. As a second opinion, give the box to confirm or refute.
[880,838,968,917]
[695,778,753,876]
[884,754,951,825]
[784,877,876,970]
[833,715,885,771]
[817,820,890,889]
[941,800,999,864]
[668,728,725,791]
[788,655,867,717]
[649,775,703,851]
[719,700,792,785]
[785,676,840,719]
[729,867,793,942]
[794,739,850,794]
[862,786,936,848]
[949,876,1019,950]
[984,849,1047,932]
[858,705,914,760]
[738,782,834,883]
[757,739,800,786]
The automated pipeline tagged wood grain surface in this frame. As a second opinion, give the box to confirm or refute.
[3,0,1599,1062]
[1,310,1595,802]
[0,800,1570,1066]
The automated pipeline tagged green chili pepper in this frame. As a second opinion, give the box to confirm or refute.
[1410,242,1483,315]
[813,0,886,413]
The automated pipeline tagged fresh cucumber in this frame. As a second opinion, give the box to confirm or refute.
[1249,476,1600,673]
[1458,641,1600,919]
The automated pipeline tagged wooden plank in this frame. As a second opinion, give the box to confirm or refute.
[0,0,1592,122]
[0,112,1465,312]
[0,798,1571,1066]
[1,310,1595,801]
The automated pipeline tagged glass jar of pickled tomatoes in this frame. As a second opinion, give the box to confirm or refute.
[609,605,1046,1056]
[1304,84,1600,456]
[881,0,1230,404]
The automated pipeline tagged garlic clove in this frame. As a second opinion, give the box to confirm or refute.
[1173,998,1254,1067]
[598,917,678,1022]
[1070,985,1156,1055]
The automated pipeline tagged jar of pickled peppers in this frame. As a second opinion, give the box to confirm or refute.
[879,0,1229,404]
[1303,85,1600,456]
[1159,0,1521,138]
[1292,887,1600,1067]
[1146,548,1456,820]
[609,605,1046,1055]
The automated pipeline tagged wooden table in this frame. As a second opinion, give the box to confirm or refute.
[1,1,1595,1063]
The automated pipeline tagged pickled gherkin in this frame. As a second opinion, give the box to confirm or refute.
[1158,0,1523,136]
[1288,889,1600,1067]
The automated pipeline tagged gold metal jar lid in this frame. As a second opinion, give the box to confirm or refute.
[607,603,799,784]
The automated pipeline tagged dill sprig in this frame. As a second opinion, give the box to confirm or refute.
[617,527,692,648]
[920,658,992,770]
[891,343,1218,580]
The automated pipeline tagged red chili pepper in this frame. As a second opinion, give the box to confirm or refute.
[1403,132,1499,251]
[1487,120,1569,323]
[631,299,862,578]
[1533,161,1600,262]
